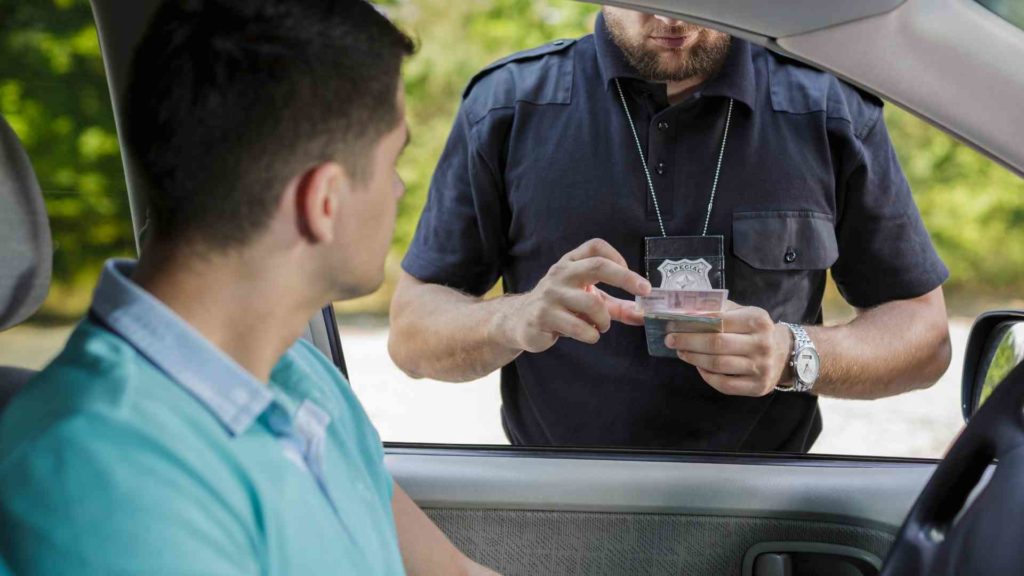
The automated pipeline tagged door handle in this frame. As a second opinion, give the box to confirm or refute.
[744,542,882,576]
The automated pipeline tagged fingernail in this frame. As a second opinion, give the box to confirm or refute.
[639,280,652,295]
[664,335,673,347]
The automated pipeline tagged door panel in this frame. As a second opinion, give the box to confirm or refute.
[388,448,936,575]
[428,509,891,576]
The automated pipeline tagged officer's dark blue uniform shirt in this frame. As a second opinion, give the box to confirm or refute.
[402,14,948,452]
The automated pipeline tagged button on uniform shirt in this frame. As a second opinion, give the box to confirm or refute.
[0,260,404,575]
[403,14,948,452]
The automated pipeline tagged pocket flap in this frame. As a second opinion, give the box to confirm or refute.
[732,211,838,271]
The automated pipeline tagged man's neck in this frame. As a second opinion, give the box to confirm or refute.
[132,243,322,383]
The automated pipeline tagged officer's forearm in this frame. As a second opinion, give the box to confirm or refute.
[806,287,951,399]
[388,272,523,382]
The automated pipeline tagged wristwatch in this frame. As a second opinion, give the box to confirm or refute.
[777,322,819,393]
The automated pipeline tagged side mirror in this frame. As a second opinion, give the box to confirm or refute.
[962,311,1024,421]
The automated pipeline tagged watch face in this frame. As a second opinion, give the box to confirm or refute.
[795,347,820,383]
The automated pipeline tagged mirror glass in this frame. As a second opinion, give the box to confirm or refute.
[977,321,1024,411]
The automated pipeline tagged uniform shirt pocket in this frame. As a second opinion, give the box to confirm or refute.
[733,211,838,270]
[730,211,838,322]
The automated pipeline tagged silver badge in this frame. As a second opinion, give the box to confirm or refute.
[657,258,713,290]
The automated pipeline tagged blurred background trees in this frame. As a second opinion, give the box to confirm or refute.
[0,0,134,317]
[2,0,1022,320]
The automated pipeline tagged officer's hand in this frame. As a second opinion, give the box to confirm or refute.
[664,302,793,397]
[500,239,651,354]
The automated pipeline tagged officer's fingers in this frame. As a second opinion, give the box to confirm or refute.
[721,305,774,335]
[597,289,646,326]
[723,299,743,312]
[544,309,602,345]
[568,257,651,296]
[695,368,765,397]
[677,351,754,376]
[565,238,629,268]
[558,288,612,333]
[665,332,748,355]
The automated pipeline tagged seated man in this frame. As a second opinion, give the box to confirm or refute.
[0,1,496,574]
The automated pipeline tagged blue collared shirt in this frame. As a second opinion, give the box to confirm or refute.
[402,13,948,452]
[0,259,405,575]
[91,259,337,507]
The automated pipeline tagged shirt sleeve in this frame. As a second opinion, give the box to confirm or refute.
[401,100,510,296]
[0,414,257,576]
[830,105,949,308]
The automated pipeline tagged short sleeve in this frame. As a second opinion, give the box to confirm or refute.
[0,414,257,576]
[401,100,510,296]
[830,107,949,308]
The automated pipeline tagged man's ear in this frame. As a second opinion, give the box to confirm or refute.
[295,162,348,244]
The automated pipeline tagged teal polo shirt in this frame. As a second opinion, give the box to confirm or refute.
[0,260,405,575]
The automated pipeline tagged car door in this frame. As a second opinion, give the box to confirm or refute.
[357,0,1024,571]
[89,0,1022,574]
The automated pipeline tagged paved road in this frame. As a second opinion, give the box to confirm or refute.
[0,319,971,458]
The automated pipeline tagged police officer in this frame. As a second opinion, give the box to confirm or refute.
[388,7,952,452]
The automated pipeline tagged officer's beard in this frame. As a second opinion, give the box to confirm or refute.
[605,11,732,83]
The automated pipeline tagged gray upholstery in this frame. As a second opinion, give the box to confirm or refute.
[427,508,894,576]
[0,115,51,331]
[1,114,51,411]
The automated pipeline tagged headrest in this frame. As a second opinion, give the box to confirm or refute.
[0,115,52,331]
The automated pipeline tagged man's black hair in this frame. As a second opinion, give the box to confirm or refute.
[125,0,414,248]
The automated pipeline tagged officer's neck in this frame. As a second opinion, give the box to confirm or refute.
[664,75,709,106]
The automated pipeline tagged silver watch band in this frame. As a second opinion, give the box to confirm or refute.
[783,322,813,350]
[777,322,816,392]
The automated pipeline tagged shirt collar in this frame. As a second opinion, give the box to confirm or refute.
[90,259,273,436]
[594,11,757,111]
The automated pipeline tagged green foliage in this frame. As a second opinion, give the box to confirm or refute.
[979,325,1024,407]
[0,0,134,317]
[381,0,599,253]
[1,0,1022,319]
[887,107,1024,295]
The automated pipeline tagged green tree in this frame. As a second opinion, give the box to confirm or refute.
[0,0,133,317]
[887,106,1024,299]
[383,0,600,253]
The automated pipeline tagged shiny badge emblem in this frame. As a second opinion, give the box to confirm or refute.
[657,258,713,290]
